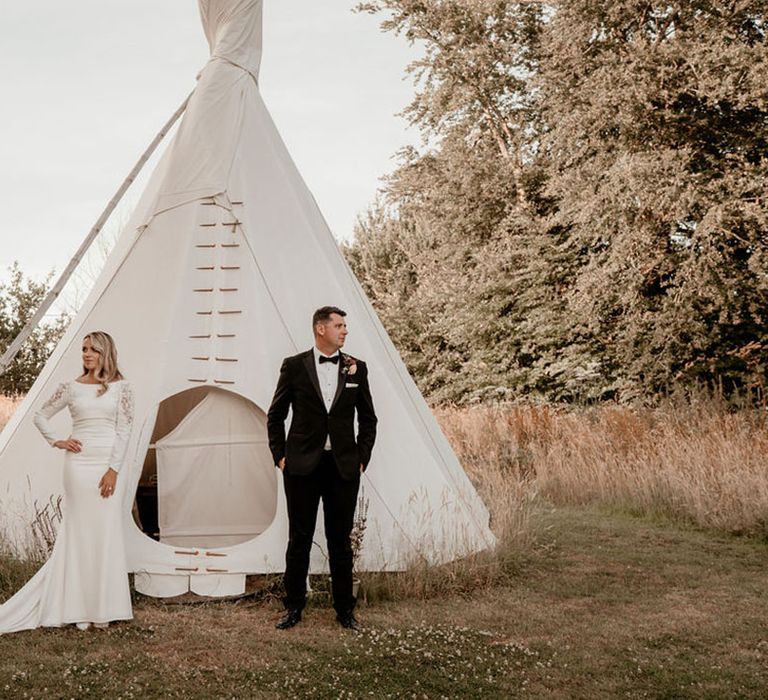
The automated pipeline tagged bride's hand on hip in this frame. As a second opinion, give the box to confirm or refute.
[53,437,82,453]
[99,468,118,498]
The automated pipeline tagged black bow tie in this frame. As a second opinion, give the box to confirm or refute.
[319,355,340,365]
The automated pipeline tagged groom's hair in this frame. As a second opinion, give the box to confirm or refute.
[313,306,347,333]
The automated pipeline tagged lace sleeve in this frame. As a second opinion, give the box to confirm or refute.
[33,382,70,446]
[109,382,133,472]
[108,382,135,473]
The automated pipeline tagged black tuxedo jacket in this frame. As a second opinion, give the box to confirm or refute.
[267,349,378,480]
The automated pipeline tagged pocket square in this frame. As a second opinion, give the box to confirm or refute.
[345,383,359,388]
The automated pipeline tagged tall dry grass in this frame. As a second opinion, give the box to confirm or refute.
[0,395,40,601]
[359,432,533,602]
[0,394,21,433]
[436,396,768,537]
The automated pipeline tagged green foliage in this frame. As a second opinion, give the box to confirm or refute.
[540,0,768,400]
[0,263,70,396]
[347,0,768,403]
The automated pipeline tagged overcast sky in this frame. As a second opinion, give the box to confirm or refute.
[0,0,421,289]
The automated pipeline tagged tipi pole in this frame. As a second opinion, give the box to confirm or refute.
[0,92,192,377]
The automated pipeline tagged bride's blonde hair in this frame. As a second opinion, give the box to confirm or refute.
[82,331,123,396]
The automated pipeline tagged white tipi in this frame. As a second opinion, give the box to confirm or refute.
[0,0,494,598]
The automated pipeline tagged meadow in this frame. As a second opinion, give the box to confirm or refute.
[436,396,768,537]
[1,394,767,698]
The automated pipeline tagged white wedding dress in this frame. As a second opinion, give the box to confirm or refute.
[0,380,134,634]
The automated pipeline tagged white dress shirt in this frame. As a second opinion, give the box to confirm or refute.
[313,346,339,450]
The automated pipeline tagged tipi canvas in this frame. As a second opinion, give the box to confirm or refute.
[0,0,495,598]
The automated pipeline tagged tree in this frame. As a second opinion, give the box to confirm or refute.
[0,263,70,396]
[357,0,541,207]
[348,1,576,402]
[539,0,768,399]
[348,0,768,404]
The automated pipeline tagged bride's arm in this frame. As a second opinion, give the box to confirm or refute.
[33,382,71,446]
[107,382,135,473]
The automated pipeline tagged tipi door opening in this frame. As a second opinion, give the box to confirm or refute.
[133,387,278,550]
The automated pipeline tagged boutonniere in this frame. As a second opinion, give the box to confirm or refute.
[341,354,358,376]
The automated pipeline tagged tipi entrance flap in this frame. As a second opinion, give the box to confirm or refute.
[155,388,277,548]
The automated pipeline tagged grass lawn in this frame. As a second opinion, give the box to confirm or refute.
[1,506,766,699]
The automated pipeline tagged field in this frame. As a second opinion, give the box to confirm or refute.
[1,395,767,698]
[436,398,768,536]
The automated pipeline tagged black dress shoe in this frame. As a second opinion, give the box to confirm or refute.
[336,612,361,631]
[275,609,302,630]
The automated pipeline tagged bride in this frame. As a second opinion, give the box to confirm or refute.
[0,331,134,634]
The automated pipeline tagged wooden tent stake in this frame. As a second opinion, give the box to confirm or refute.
[0,92,193,376]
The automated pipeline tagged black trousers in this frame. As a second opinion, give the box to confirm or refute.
[282,451,360,614]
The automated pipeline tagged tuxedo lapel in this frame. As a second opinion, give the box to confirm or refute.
[302,350,324,405]
[330,360,346,412]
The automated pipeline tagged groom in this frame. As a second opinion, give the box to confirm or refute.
[267,306,377,630]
